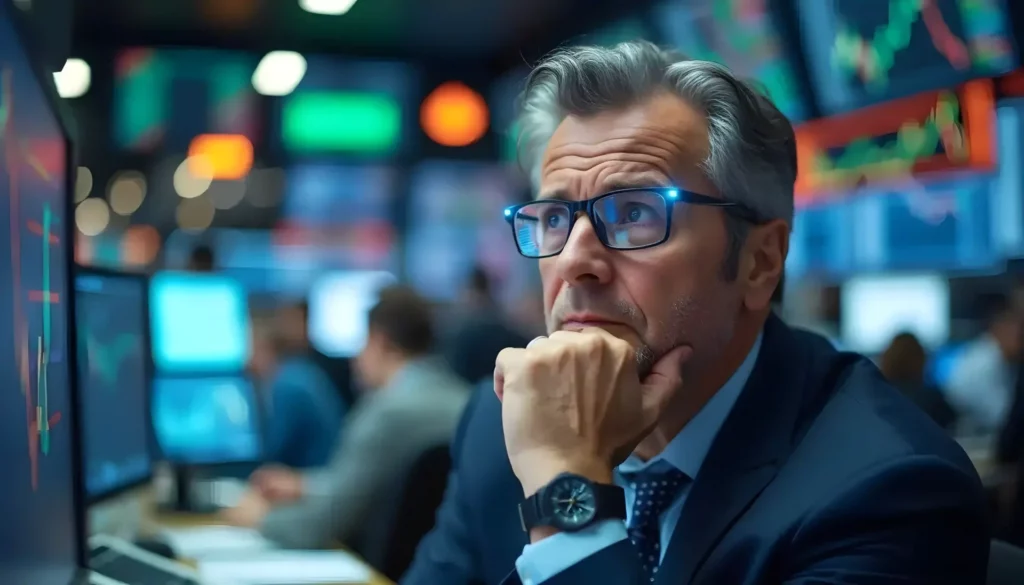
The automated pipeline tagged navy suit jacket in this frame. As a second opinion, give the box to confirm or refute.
[402,316,990,584]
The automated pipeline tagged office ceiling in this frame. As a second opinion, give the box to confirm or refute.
[73,0,653,67]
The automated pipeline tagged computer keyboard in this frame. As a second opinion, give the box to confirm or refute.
[89,544,199,585]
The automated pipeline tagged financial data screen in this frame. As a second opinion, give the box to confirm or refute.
[75,271,151,500]
[152,376,261,464]
[653,0,809,122]
[799,0,1016,114]
[0,3,77,582]
[150,272,250,373]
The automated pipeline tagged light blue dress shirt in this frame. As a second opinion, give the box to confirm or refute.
[515,334,763,585]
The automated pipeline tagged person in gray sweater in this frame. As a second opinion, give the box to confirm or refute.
[222,286,470,549]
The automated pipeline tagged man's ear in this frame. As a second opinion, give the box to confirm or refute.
[742,220,788,312]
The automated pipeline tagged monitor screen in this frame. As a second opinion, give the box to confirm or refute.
[309,271,397,357]
[840,273,950,354]
[75,270,151,500]
[653,0,809,122]
[152,376,261,464]
[149,272,250,373]
[798,0,1016,114]
[854,177,997,271]
[0,3,77,582]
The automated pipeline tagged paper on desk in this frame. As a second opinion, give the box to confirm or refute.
[160,525,275,559]
[198,550,372,584]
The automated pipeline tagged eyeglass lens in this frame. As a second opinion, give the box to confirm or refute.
[513,190,669,257]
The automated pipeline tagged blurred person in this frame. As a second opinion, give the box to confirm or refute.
[280,300,359,409]
[443,266,531,385]
[251,303,345,470]
[223,285,470,549]
[186,243,215,272]
[879,331,957,430]
[403,42,987,585]
[949,294,1022,435]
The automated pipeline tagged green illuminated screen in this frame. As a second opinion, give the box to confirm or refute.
[282,92,401,154]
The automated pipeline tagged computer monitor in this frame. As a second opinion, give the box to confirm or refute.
[152,376,262,465]
[840,274,951,355]
[308,271,397,357]
[149,271,250,374]
[0,2,83,583]
[74,268,153,501]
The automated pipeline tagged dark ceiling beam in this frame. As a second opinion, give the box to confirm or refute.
[490,0,663,73]
[73,25,509,73]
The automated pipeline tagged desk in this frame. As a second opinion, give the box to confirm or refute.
[143,500,394,585]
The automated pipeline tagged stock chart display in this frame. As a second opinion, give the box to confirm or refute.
[75,272,151,500]
[654,0,809,121]
[799,0,1016,114]
[153,377,261,464]
[0,4,77,582]
[405,161,534,304]
[794,81,996,201]
[114,48,260,152]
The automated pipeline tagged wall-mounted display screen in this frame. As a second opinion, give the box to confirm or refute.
[653,0,809,122]
[798,0,1016,114]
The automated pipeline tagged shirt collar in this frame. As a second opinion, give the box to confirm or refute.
[618,331,763,480]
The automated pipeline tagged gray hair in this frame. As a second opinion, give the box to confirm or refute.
[515,41,797,281]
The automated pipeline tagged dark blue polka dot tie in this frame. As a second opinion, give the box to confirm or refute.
[625,465,689,583]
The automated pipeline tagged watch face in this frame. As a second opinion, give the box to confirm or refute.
[548,476,597,529]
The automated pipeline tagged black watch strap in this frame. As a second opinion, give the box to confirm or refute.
[519,478,626,533]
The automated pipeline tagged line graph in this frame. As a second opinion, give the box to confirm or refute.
[3,64,64,490]
[83,330,139,386]
[832,0,970,89]
[802,0,1014,113]
[795,80,996,201]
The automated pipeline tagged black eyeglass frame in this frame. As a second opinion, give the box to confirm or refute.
[503,186,762,259]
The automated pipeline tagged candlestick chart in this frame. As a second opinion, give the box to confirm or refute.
[1,61,69,492]
[801,0,1014,113]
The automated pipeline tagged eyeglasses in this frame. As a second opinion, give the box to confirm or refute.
[503,187,761,259]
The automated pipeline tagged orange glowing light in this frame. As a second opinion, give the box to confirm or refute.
[420,82,490,147]
[187,134,254,180]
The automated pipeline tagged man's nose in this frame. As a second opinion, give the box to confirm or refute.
[553,214,613,286]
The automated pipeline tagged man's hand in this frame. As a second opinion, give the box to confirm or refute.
[250,465,304,503]
[221,490,271,528]
[495,328,692,498]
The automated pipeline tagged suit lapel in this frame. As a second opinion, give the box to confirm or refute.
[658,316,814,585]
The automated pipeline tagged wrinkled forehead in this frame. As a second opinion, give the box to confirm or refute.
[536,93,715,200]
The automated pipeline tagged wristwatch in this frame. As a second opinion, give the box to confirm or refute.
[518,473,626,533]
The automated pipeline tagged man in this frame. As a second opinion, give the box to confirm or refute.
[443,266,532,385]
[402,42,988,585]
[949,294,1022,435]
[249,306,345,469]
[223,286,470,549]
